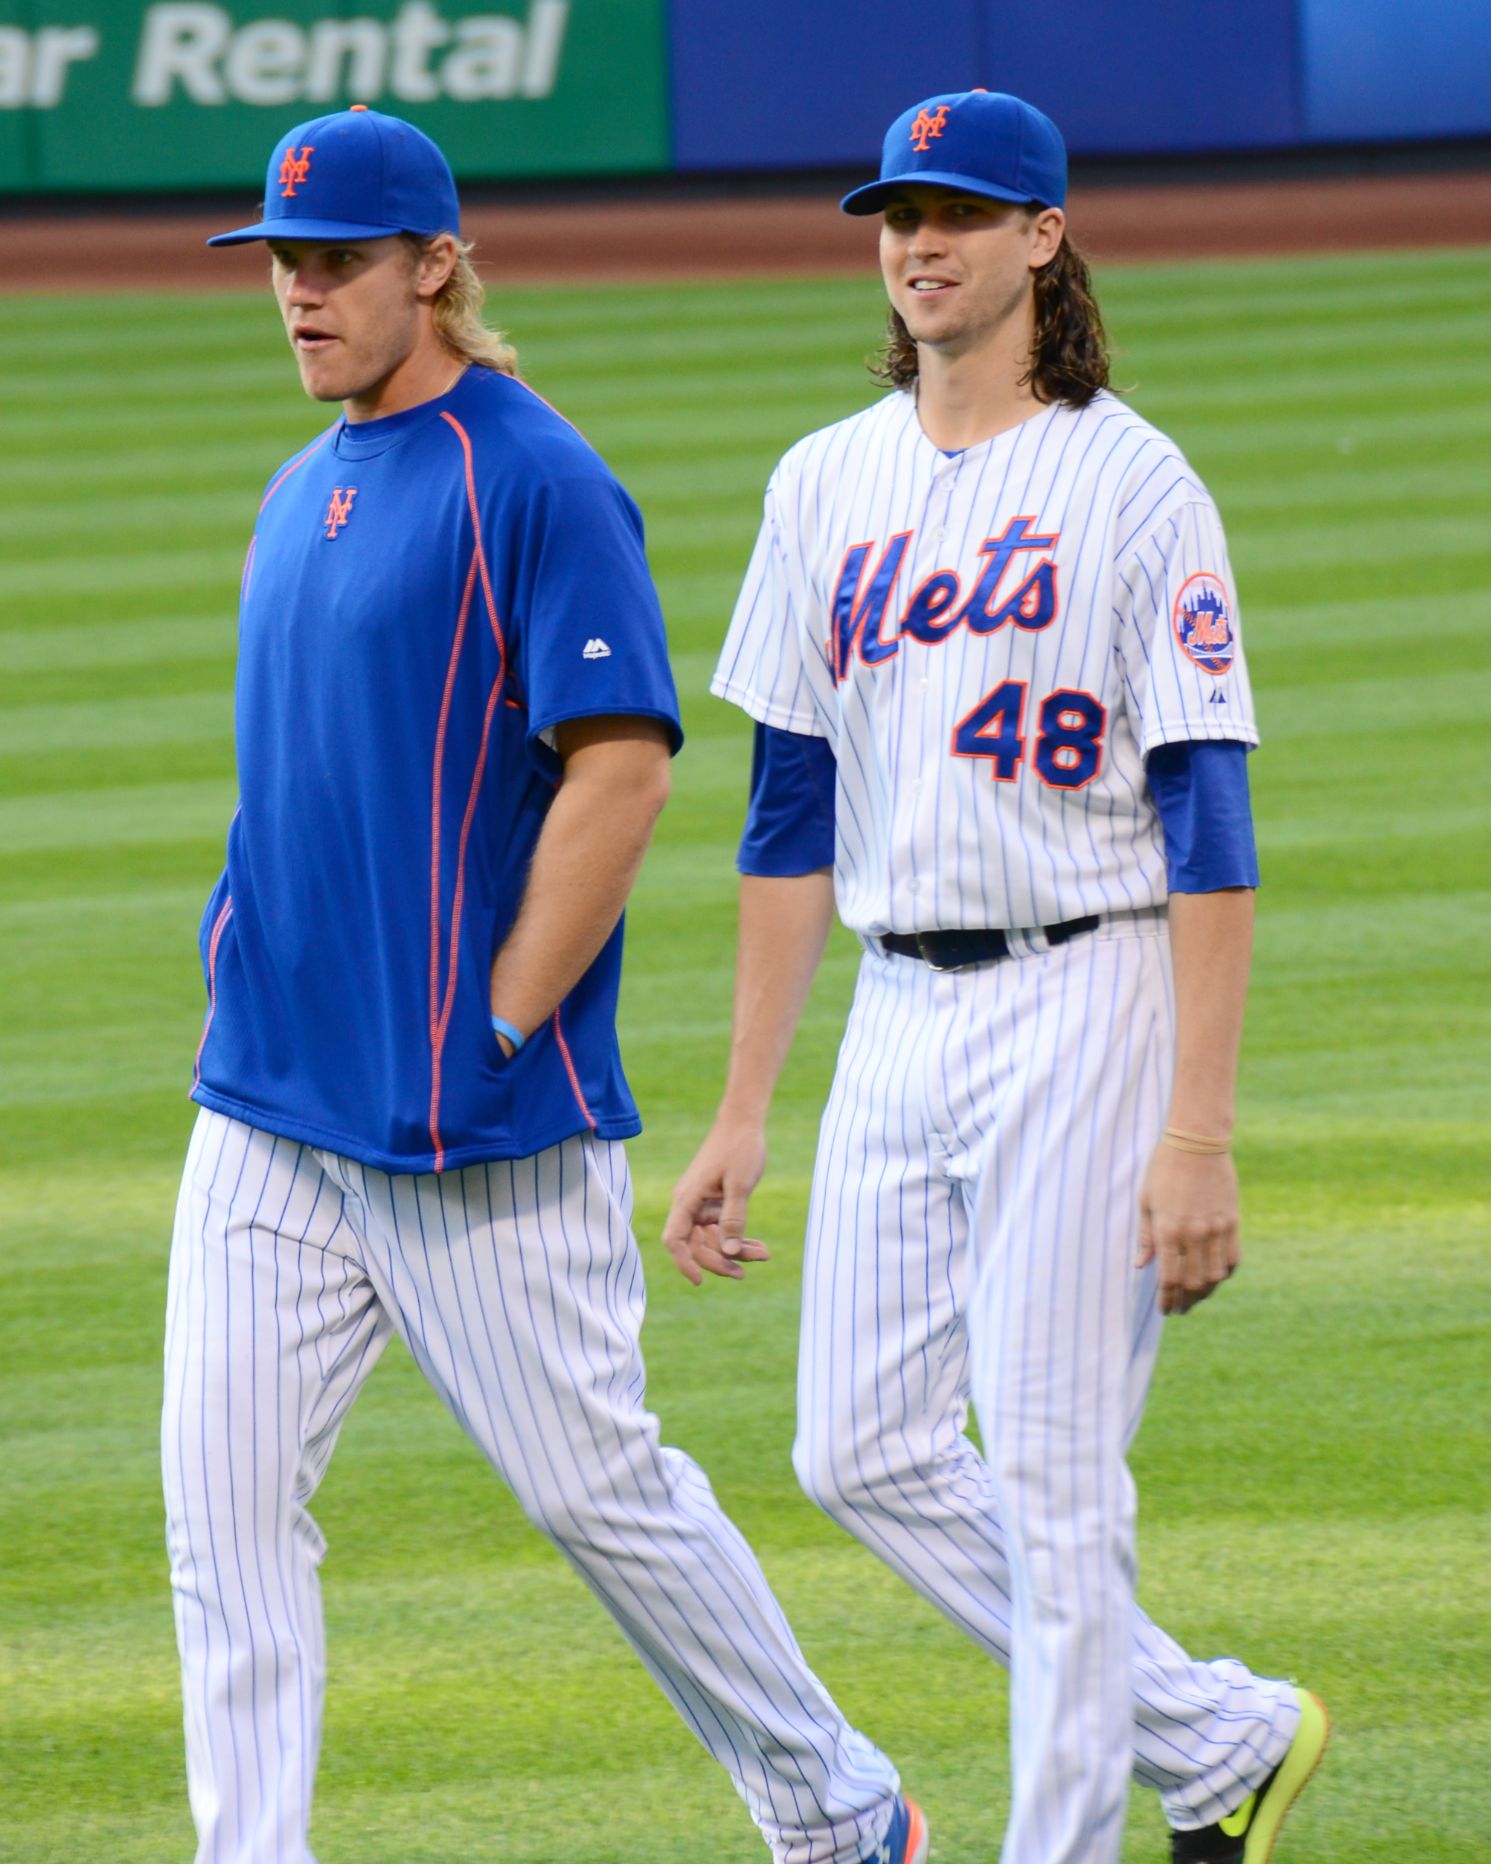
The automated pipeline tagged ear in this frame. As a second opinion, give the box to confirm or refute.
[1027,207,1065,270]
[415,232,460,301]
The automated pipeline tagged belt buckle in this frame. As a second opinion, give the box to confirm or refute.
[916,933,961,973]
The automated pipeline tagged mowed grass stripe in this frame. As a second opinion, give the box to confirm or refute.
[1096,243,1491,310]
[1261,667,1491,732]
[0,401,325,454]
[0,439,327,495]
[1123,395,1490,454]
[0,614,229,670]
[0,778,235,852]
[0,546,248,601]
[0,487,258,544]
[4,656,234,714]
[0,691,231,755]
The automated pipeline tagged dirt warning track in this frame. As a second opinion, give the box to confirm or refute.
[2,167,1488,293]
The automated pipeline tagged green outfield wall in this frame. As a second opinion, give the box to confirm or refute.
[0,0,668,189]
[2,0,1488,195]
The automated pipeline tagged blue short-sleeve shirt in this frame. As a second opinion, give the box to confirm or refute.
[192,367,681,1173]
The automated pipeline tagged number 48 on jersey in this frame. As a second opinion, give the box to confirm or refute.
[952,681,1107,790]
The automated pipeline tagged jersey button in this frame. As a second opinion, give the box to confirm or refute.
[908,877,921,892]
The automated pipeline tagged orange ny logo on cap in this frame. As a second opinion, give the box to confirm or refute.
[324,487,357,538]
[909,106,949,152]
[278,146,314,197]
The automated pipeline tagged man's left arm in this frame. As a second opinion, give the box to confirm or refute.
[490,460,682,1043]
[1137,884,1253,1316]
[1117,496,1261,1316]
[486,715,671,1048]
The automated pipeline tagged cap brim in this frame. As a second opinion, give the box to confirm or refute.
[206,217,408,247]
[840,172,1043,216]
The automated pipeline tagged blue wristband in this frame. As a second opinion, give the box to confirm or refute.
[490,1014,526,1053]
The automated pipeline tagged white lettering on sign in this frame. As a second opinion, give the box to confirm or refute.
[521,0,566,97]
[444,18,523,102]
[389,0,448,102]
[304,21,387,104]
[132,5,229,105]
[130,0,570,107]
[0,24,101,108]
[225,20,307,107]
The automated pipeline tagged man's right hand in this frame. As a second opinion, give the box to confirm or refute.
[662,1118,771,1286]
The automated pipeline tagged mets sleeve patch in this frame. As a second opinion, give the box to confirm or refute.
[1172,571,1237,675]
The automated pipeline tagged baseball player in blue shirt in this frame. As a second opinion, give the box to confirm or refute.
[164,107,927,1864]
[666,91,1328,1864]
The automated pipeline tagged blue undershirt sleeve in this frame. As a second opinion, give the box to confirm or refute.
[737,723,837,876]
[1146,739,1260,892]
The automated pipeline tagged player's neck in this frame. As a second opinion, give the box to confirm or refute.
[912,328,1045,452]
[343,328,465,424]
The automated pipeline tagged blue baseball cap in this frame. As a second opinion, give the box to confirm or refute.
[208,106,461,246]
[840,90,1067,216]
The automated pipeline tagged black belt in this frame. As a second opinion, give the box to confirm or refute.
[879,915,1100,972]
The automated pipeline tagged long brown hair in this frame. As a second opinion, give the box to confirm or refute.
[872,216,1110,407]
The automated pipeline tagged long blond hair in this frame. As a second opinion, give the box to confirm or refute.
[404,234,519,377]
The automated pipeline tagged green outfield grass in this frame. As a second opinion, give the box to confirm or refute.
[2,247,1488,1863]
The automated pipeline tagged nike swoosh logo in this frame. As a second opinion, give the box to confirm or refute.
[1220,1792,1256,1838]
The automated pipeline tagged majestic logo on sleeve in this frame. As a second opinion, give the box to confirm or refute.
[278,146,314,197]
[1172,572,1236,675]
[909,105,950,151]
[323,487,357,538]
[831,515,1060,682]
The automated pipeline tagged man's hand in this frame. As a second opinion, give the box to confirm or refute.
[1136,1142,1240,1316]
[662,871,834,1287]
[662,1118,771,1286]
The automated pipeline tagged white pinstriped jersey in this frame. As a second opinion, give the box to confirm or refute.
[712,388,1258,935]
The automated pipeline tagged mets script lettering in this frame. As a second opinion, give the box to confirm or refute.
[830,516,1060,681]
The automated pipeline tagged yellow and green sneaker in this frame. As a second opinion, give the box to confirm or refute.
[1169,1689,1329,1864]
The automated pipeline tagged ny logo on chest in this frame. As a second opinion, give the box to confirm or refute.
[830,514,1059,683]
[323,487,358,538]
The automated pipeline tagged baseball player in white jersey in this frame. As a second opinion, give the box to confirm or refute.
[665,91,1329,1864]
[164,107,929,1864]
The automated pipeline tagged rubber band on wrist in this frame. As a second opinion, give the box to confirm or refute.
[1161,1125,1230,1156]
[490,1014,526,1053]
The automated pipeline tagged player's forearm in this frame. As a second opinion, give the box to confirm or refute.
[488,736,670,1037]
[716,871,837,1124]
[1165,887,1255,1139]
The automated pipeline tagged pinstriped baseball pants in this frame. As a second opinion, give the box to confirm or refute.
[162,1109,898,1864]
[795,917,1300,1864]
